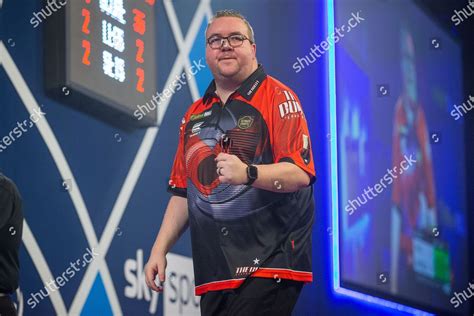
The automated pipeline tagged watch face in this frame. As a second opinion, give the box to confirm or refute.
[249,165,258,179]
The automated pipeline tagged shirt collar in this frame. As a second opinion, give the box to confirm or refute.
[203,64,267,104]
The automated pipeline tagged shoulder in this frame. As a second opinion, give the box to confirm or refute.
[263,75,303,112]
[182,98,206,123]
[258,75,306,120]
[264,75,300,100]
[188,98,205,112]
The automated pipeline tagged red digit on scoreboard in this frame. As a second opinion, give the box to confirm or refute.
[136,39,144,64]
[82,8,91,34]
[132,9,146,35]
[136,68,145,93]
[82,40,91,66]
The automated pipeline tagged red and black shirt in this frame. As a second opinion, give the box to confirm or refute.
[168,65,316,295]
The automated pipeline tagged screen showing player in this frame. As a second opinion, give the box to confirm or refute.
[334,0,469,314]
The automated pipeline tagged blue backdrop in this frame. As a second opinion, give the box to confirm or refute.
[0,0,441,315]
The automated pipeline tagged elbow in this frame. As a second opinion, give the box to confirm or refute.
[299,176,311,189]
[293,172,311,191]
[281,163,312,191]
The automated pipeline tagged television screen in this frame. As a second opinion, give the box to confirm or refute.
[334,0,469,314]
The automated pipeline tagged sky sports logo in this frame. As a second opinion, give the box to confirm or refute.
[124,250,200,315]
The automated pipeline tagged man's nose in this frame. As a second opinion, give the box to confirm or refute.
[220,40,233,51]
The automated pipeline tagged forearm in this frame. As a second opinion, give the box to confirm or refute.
[151,195,189,255]
[251,162,310,193]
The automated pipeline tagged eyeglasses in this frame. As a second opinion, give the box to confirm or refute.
[207,34,253,49]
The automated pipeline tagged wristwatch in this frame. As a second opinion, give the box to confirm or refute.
[246,164,258,185]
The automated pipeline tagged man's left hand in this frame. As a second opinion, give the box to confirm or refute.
[215,153,248,185]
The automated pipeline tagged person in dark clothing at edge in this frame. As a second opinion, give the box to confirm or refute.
[0,173,23,316]
[145,10,316,316]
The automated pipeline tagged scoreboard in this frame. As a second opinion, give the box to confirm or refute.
[45,0,157,127]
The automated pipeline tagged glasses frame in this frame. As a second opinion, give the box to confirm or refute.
[206,34,253,49]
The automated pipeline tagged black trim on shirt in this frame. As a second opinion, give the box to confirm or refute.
[278,157,316,186]
[202,64,267,105]
[167,186,187,198]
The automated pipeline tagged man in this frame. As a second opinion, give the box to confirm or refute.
[390,28,438,295]
[145,10,315,315]
[0,173,23,316]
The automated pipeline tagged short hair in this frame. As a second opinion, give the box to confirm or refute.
[206,10,255,43]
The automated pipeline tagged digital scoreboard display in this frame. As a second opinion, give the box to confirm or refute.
[45,0,157,127]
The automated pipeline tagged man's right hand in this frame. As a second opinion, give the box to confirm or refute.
[144,196,189,293]
[145,251,167,292]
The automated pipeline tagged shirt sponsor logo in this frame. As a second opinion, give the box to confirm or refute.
[190,110,212,121]
[237,115,254,129]
[191,121,204,135]
[278,91,303,119]
[234,266,259,278]
[247,80,260,96]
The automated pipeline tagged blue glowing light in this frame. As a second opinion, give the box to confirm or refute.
[327,1,433,315]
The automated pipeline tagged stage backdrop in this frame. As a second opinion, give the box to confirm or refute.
[0,0,457,315]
